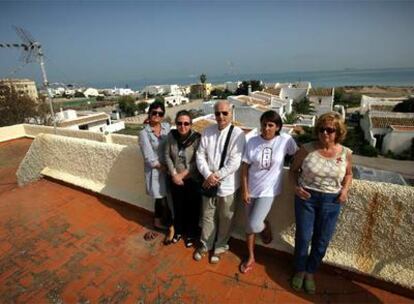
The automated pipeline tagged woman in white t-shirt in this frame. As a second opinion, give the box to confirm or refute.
[240,110,298,274]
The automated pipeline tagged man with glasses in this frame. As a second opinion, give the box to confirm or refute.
[194,100,245,264]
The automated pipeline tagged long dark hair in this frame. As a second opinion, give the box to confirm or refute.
[147,101,165,118]
[260,110,282,136]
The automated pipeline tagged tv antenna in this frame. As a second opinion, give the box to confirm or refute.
[0,26,56,130]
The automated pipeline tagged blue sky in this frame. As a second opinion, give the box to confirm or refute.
[0,0,413,87]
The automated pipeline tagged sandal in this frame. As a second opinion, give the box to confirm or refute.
[291,273,304,291]
[304,277,316,294]
[260,220,273,244]
[239,261,255,274]
[172,234,182,244]
[185,237,195,248]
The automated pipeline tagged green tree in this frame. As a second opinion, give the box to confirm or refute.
[235,80,264,95]
[136,101,149,114]
[0,83,38,127]
[293,97,315,114]
[200,73,207,84]
[393,97,414,113]
[283,112,297,124]
[118,95,137,117]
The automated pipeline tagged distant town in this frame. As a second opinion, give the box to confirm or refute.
[1,76,413,185]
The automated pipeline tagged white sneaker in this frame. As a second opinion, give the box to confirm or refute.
[210,254,220,264]
[214,244,229,255]
[193,248,207,261]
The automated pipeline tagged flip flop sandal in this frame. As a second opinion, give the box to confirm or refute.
[304,278,316,294]
[291,274,304,291]
[239,261,255,274]
[260,220,273,244]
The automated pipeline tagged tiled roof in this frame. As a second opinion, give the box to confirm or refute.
[57,113,110,127]
[0,138,412,302]
[371,116,414,129]
[263,87,281,96]
[308,88,333,96]
[370,105,395,112]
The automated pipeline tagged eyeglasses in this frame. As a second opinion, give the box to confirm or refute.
[319,127,336,134]
[176,121,190,126]
[151,111,164,117]
[215,111,229,117]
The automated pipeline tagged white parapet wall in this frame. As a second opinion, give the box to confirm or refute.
[15,133,414,290]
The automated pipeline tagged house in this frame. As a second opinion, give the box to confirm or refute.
[307,88,334,117]
[360,95,407,114]
[83,88,100,97]
[275,82,310,104]
[55,110,124,133]
[0,78,38,100]
[360,108,414,151]
[164,95,189,107]
[224,81,241,93]
[382,125,414,155]
[113,87,136,96]
[190,83,212,99]
[142,84,181,96]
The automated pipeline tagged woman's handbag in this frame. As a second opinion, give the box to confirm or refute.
[200,125,234,198]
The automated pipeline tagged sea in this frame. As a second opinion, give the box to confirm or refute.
[89,67,414,90]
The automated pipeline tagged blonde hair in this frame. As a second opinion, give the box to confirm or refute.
[315,112,347,143]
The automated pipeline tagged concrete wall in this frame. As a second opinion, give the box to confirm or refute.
[0,124,137,147]
[0,124,25,142]
[16,133,414,290]
[382,130,414,154]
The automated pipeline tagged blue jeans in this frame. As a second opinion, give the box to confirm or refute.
[294,190,341,273]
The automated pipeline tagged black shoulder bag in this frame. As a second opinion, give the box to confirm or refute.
[201,125,234,198]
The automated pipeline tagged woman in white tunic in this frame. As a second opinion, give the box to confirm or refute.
[240,110,298,273]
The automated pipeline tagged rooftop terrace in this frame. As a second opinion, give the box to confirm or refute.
[0,138,412,303]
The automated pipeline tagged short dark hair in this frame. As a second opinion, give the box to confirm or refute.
[175,110,192,124]
[148,101,165,116]
[260,110,283,136]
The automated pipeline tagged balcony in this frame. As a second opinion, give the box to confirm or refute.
[0,124,413,302]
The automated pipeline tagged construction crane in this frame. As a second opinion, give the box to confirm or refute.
[0,26,56,130]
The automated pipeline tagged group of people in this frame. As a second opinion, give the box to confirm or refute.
[138,99,352,294]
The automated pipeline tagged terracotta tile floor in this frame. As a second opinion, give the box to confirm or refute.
[0,138,413,303]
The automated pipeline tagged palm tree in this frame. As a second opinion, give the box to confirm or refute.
[199,74,207,100]
[293,97,315,114]
[283,112,297,124]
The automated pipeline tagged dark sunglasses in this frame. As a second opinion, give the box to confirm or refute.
[215,111,229,117]
[150,111,164,117]
[176,121,190,126]
[319,127,336,134]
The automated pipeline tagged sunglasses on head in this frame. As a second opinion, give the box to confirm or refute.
[150,110,164,117]
[176,121,190,126]
[319,127,336,134]
[215,111,229,117]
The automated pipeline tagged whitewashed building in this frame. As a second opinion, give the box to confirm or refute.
[0,78,38,100]
[83,88,100,97]
[164,95,189,107]
[382,126,414,155]
[308,88,334,117]
[55,110,124,133]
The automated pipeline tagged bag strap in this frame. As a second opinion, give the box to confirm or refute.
[218,125,234,169]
